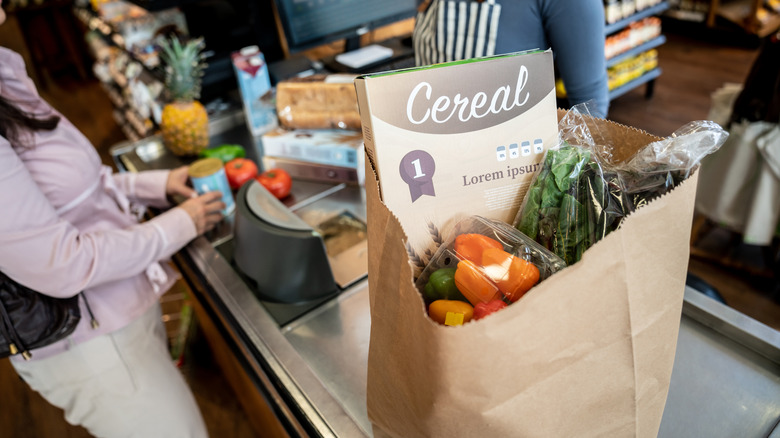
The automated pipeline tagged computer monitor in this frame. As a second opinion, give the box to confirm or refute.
[271,0,418,62]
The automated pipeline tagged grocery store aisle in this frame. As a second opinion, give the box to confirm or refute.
[608,21,761,137]
[607,21,780,329]
[0,12,778,438]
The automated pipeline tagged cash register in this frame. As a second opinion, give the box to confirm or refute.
[267,0,418,82]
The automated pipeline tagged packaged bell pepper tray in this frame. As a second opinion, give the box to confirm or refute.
[355,51,726,437]
[415,216,566,326]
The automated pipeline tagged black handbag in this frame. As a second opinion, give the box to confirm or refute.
[0,271,92,360]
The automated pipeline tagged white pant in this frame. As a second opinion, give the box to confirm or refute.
[12,303,208,438]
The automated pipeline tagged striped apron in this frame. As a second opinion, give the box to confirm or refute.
[413,0,502,66]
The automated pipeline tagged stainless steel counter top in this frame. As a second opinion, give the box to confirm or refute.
[662,289,780,437]
[111,114,372,436]
[111,114,780,437]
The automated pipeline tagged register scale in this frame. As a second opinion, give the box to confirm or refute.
[112,115,368,327]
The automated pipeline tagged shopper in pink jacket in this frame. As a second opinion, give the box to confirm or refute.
[0,6,223,436]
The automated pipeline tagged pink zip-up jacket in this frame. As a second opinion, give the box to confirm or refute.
[0,47,198,361]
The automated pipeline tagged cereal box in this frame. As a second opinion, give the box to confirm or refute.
[354,50,558,258]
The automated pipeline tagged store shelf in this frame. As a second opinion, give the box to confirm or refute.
[77,5,181,139]
[607,35,666,67]
[609,68,662,100]
[75,7,165,78]
[714,0,780,37]
[602,1,669,103]
[114,109,142,142]
[666,0,780,37]
[605,1,671,35]
[122,0,202,12]
[664,8,708,22]
[125,107,154,137]
[99,82,125,107]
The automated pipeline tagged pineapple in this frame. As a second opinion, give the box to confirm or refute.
[159,37,209,156]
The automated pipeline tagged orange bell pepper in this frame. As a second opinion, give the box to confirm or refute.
[453,233,503,264]
[480,247,540,302]
[428,300,474,326]
[454,259,501,306]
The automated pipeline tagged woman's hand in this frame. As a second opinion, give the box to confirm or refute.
[166,166,197,200]
[178,191,225,235]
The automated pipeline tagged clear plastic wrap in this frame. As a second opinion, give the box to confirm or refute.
[513,103,729,265]
[514,104,628,265]
[617,120,729,208]
[513,144,624,265]
[414,216,566,325]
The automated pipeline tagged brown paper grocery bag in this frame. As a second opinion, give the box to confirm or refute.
[365,119,699,438]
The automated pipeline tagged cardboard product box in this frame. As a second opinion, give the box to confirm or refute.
[355,50,559,259]
[259,127,364,168]
[232,46,277,137]
[357,52,698,437]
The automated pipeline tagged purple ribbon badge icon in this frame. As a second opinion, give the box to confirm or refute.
[399,150,436,203]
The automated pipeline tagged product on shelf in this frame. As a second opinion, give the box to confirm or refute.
[108,51,130,87]
[95,0,147,22]
[664,0,710,22]
[275,74,362,131]
[127,73,163,123]
[622,0,637,18]
[605,17,662,59]
[605,0,622,24]
[607,49,658,90]
[84,30,114,63]
[557,48,660,99]
[95,1,189,68]
[86,31,163,137]
[604,0,664,24]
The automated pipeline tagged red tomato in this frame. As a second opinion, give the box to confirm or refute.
[472,299,508,320]
[256,168,292,199]
[224,158,258,190]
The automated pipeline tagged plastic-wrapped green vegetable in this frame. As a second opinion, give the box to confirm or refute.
[517,144,597,265]
[514,104,729,266]
[199,144,245,163]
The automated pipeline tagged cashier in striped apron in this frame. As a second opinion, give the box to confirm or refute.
[412,0,610,118]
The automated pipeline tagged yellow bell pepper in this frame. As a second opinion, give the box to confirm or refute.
[428,300,474,326]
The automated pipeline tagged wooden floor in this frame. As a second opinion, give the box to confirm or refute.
[1,12,778,437]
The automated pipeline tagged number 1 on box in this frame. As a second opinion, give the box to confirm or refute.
[411,158,426,178]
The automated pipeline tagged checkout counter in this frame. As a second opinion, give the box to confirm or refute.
[110,110,780,438]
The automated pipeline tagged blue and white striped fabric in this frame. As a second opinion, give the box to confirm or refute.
[413,0,502,66]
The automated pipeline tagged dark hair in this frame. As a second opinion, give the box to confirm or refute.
[0,95,60,148]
